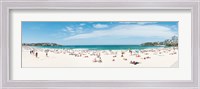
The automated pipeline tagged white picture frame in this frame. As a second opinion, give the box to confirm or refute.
[0,0,199,89]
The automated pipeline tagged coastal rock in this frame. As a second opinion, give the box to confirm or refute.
[22,43,62,46]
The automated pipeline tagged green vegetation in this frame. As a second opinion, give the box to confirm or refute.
[22,43,62,46]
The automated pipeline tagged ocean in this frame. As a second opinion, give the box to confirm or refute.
[35,45,164,50]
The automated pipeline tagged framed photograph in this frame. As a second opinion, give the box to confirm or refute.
[0,0,199,89]
[21,21,179,68]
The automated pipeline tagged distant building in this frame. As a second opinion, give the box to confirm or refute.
[142,36,178,46]
[171,36,178,43]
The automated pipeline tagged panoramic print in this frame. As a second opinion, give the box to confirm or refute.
[22,21,178,67]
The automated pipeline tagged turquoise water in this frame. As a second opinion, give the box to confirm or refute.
[35,45,164,50]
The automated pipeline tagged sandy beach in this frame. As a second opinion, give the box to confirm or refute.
[22,46,178,68]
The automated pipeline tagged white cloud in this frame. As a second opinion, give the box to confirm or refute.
[170,25,178,30]
[119,22,157,25]
[63,26,84,34]
[136,22,157,25]
[64,25,176,40]
[93,24,108,28]
[78,27,83,30]
[62,29,67,32]
[63,27,75,33]
[119,22,137,24]
[80,23,85,26]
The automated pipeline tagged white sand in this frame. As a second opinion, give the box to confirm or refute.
[22,46,178,68]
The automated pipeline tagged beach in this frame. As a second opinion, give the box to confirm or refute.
[22,46,178,68]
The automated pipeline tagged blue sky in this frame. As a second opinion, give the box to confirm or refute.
[22,21,178,45]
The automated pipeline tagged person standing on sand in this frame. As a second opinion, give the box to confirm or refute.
[45,49,49,57]
[129,50,132,55]
[46,52,48,57]
[35,52,38,58]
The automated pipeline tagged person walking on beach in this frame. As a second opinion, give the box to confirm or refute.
[46,52,48,57]
[35,52,38,58]
[129,49,132,55]
[45,49,49,57]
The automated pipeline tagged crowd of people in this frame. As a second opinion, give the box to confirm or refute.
[23,46,178,65]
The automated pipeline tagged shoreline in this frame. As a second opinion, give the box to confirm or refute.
[23,45,169,51]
